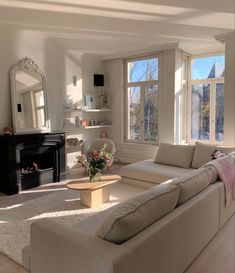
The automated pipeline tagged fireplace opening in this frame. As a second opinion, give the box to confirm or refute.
[18,145,58,191]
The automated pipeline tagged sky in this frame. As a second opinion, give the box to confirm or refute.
[129,55,225,83]
[191,55,225,80]
[128,58,158,82]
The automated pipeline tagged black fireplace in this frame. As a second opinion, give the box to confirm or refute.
[0,132,65,195]
[18,143,59,190]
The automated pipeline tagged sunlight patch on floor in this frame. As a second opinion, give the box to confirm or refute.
[0,203,23,210]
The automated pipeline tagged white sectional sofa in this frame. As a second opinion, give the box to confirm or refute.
[22,144,235,273]
[120,141,234,188]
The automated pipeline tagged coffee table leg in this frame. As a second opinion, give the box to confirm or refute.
[80,187,109,208]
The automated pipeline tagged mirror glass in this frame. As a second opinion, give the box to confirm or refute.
[10,57,50,133]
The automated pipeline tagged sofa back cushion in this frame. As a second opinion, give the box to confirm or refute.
[155,142,195,168]
[165,166,217,205]
[95,184,179,244]
[191,142,216,168]
[191,142,235,168]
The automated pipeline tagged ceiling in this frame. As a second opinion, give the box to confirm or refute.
[0,0,234,57]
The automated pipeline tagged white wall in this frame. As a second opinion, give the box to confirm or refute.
[0,26,18,130]
[159,49,176,144]
[65,54,106,169]
[1,26,233,167]
[104,42,235,163]
[0,27,65,131]
[0,26,108,170]
[174,49,183,144]
[223,32,235,146]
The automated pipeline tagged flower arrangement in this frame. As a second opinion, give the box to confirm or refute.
[77,144,113,182]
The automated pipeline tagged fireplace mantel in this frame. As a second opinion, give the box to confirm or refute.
[0,131,65,195]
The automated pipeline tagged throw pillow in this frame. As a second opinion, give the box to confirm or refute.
[211,149,226,160]
[95,184,179,244]
[155,142,195,168]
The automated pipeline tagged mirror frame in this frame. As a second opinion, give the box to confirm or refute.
[10,57,50,134]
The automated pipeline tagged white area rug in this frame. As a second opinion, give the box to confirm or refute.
[0,183,144,266]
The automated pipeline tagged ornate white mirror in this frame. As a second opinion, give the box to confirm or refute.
[10,57,50,134]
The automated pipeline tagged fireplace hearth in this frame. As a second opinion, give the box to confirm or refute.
[0,132,65,195]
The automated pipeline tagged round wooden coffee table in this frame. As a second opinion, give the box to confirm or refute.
[66,175,121,208]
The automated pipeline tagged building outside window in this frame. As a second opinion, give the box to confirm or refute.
[187,54,225,143]
[124,55,159,144]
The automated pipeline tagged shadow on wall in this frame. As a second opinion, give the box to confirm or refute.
[44,42,85,171]
[0,26,18,131]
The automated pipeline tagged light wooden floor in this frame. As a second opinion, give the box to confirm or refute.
[0,165,235,273]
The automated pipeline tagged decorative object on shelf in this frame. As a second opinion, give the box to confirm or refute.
[85,94,95,110]
[77,144,114,182]
[2,127,13,136]
[66,138,82,146]
[99,120,111,126]
[75,117,82,128]
[90,120,98,126]
[65,117,77,127]
[100,130,108,138]
[81,105,88,111]
[75,105,83,110]
[81,119,89,127]
[98,90,108,108]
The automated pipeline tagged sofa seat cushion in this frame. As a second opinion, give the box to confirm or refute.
[155,142,195,168]
[120,160,193,184]
[95,184,179,244]
[164,166,218,205]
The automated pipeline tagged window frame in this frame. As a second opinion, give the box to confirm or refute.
[124,54,160,145]
[33,89,46,128]
[186,52,225,144]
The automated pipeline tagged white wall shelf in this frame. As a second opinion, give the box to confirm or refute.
[84,108,111,112]
[63,108,111,113]
[63,109,81,113]
[83,125,112,129]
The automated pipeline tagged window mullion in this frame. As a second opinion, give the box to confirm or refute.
[211,82,216,142]
[210,83,216,142]
[140,85,145,143]
[187,84,192,142]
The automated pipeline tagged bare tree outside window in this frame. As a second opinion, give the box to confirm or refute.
[128,87,141,140]
[126,56,159,144]
[144,85,158,141]
[191,84,210,140]
[215,83,224,141]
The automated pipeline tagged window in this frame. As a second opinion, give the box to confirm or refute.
[125,55,159,144]
[188,54,225,143]
[33,90,46,128]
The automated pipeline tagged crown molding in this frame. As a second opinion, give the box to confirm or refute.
[214,31,235,43]
[101,42,180,61]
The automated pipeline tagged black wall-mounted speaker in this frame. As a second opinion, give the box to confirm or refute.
[17,104,22,112]
[94,74,104,86]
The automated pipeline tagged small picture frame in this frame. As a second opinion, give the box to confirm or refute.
[85,94,95,109]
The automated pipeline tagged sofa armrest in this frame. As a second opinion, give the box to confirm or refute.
[30,218,127,273]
